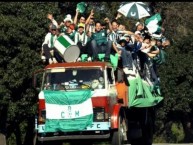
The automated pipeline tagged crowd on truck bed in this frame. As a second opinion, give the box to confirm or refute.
[41,6,171,81]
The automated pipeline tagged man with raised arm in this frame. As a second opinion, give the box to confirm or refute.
[89,18,113,62]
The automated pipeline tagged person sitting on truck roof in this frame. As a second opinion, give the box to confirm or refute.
[85,9,95,38]
[135,22,150,39]
[41,24,64,64]
[108,19,134,57]
[73,8,86,29]
[47,13,59,29]
[74,23,92,61]
[63,24,76,41]
[89,18,113,62]
[59,14,73,36]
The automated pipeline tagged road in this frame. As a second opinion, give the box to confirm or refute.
[0,132,193,145]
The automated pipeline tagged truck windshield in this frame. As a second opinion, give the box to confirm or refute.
[43,68,105,90]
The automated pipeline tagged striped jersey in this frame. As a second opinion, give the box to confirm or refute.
[74,32,88,46]
[108,30,122,45]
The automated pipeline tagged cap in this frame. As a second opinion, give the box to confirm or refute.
[78,23,85,28]
[123,34,130,37]
[119,36,127,44]
[135,31,141,35]
[64,14,73,23]
[135,22,144,27]
[51,24,57,30]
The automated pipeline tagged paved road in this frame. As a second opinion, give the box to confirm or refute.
[120,144,193,145]
[152,144,193,145]
[94,143,193,145]
[1,133,193,145]
[92,143,193,145]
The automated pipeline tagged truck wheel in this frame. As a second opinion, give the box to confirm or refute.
[33,132,42,145]
[130,108,154,145]
[111,115,127,145]
[33,131,38,145]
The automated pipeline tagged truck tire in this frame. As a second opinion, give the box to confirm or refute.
[130,108,154,145]
[111,114,127,145]
[33,132,42,145]
[33,133,49,145]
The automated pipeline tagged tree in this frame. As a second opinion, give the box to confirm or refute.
[152,2,193,142]
[0,2,61,145]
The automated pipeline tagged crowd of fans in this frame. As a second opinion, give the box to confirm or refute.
[41,6,171,84]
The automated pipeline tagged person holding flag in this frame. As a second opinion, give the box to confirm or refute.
[145,11,165,39]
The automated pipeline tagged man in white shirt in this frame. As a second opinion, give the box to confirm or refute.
[74,23,91,61]
[42,24,64,64]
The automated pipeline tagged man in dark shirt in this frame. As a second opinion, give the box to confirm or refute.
[90,19,112,62]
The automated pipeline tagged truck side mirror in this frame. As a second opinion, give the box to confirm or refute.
[32,71,43,91]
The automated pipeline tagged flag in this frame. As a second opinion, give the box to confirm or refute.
[145,13,162,34]
[42,90,93,132]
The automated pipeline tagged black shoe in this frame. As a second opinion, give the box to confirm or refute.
[104,57,110,62]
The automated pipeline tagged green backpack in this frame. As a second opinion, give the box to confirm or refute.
[153,49,166,65]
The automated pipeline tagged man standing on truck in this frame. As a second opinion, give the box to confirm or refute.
[89,18,113,62]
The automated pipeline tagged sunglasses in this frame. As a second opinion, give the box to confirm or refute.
[52,29,56,31]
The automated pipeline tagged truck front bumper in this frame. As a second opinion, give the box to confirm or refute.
[38,132,110,141]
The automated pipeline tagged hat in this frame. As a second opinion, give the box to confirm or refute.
[78,23,85,28]
[123,34,130,37]
[76,2,87,13]
[51,24,57,30]
[135,22,144,27]
[119,36,127,44]
[64,14,73,23]
[135,31,141,35]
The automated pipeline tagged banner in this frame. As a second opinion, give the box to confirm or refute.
[42,90,93,132]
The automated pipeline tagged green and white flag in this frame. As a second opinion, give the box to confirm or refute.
[41,90,93,132]
[145,13,162,34]
[127,73,163,108]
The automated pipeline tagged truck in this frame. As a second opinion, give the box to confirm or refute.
[33,54,163,145]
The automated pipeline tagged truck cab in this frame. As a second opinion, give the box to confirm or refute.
[33,62,126,145]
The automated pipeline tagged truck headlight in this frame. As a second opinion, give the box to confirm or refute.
[96,112,105,120]
[38,110,46,124]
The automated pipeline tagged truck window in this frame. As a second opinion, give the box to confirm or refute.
[43,68,105,90]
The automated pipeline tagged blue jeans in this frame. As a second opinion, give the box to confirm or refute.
[90,40,112,59]
[119,47,133,70]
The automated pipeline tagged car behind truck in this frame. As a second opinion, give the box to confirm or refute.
[33,60,163,145]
